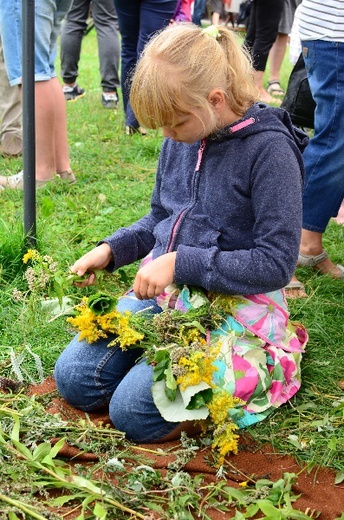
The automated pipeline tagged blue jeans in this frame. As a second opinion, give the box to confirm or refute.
[113,0,177,128]
[192,0,207,26]
[54,291,179,442]
[301,40,344,233]
[0,0,72,86]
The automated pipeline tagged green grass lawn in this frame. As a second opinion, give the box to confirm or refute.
[0,29,343,519]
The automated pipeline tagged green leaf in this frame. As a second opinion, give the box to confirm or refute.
[49,437,67,458]
[33,442,52,461]
[256,500,280,516]
[165,386,177,401]
[87,292,117,315]
[71,475,102,494]
[183,320,206,334]
[152,352,171,381]
[245,503,260,517]
[10,414,20,442]
[11,439,34,460]
[52,493,85,506]
[93,502,107,519]
[52,279,64,306]
[8,513,21,520]
[164,365,177,391]
[152,380,209,422]
[335,470,344,485]
[186,388,213,409]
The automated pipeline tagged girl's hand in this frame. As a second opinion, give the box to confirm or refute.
[71,243,113,287]
[133,252,177,299]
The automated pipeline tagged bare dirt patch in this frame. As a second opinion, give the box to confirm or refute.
[28,377,344,519]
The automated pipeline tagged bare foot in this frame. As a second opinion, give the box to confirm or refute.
[284,276,307,299]
[259,89,282,106]
[310,258,344,278]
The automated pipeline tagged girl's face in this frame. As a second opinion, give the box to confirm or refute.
[160,90,238,143]
[161,110,215,144]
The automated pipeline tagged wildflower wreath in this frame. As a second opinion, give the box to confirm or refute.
[18,250,307,467]
[67,288,244,465]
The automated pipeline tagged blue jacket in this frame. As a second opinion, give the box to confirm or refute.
[103,103,308,295]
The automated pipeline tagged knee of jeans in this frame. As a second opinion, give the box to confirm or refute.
[54,355,84,404]
[54,353,107,411]
[108,362,176,443]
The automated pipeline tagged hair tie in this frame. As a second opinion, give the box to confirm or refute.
[202,25,220,40]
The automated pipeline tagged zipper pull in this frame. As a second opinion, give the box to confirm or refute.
[195,138,206,171]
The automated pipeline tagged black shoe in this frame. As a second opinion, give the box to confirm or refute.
[63,84,86,102]
[102,91,119,109]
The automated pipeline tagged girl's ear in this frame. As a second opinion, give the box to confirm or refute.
[208,89,226,109]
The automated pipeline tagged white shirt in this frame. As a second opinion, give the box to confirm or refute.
[298,0,344,41]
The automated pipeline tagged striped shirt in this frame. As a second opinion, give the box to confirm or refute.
[298,0,344,41]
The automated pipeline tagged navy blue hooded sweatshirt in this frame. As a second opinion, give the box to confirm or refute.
[102,103,309,295]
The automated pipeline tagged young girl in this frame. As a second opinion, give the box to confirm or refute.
[55,24,308,446]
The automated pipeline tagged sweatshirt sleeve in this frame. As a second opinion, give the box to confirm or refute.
[174,135,303,295]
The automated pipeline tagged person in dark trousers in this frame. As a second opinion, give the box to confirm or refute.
[60,0,121,109]
[113,0,178,135]
[244,0,284,104]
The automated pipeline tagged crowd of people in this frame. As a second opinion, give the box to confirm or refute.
[0,0,343,447]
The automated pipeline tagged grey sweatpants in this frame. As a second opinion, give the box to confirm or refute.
[60,0,120,92]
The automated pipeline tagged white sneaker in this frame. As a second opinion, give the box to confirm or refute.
[0,169,76,190]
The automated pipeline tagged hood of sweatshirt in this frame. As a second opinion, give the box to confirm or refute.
[210,102,309,154]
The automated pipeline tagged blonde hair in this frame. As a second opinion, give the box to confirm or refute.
[130,23,258,130]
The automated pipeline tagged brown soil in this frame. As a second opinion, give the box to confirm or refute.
[27,377,344,520]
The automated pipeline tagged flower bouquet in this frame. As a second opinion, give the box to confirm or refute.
[67,286,245,465]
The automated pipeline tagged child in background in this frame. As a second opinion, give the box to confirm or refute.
[55,24,308,445]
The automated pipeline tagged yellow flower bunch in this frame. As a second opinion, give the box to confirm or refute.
[176,344,219,390]
[178,326,206,346]
[207,390,243,465]
[67,300,144,348]
[23,249,41,264]
[211,421,240,466]
[208,389,241,425]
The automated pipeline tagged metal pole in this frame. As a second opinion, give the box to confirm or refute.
[22,0,36,247]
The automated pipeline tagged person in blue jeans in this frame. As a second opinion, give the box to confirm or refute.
[0,0,75,189]
[113,0,177,135]
[287,0,344,296]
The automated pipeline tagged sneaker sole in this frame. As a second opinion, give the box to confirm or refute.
[65,92,86,102]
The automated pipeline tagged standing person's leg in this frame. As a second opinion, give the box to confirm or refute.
[34,0,73,182]
[60,0,89,101]
[267,33,288,94]
[92,0,120,108]
[267,0,301,97]
[209,0,223,25]
[192,0,207,26]
[244,0,284,103]
[298,40,344,278]
[0,38,22,157]
[125,0,177,131]
[113,0,141,123]
[0,0,74,188]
